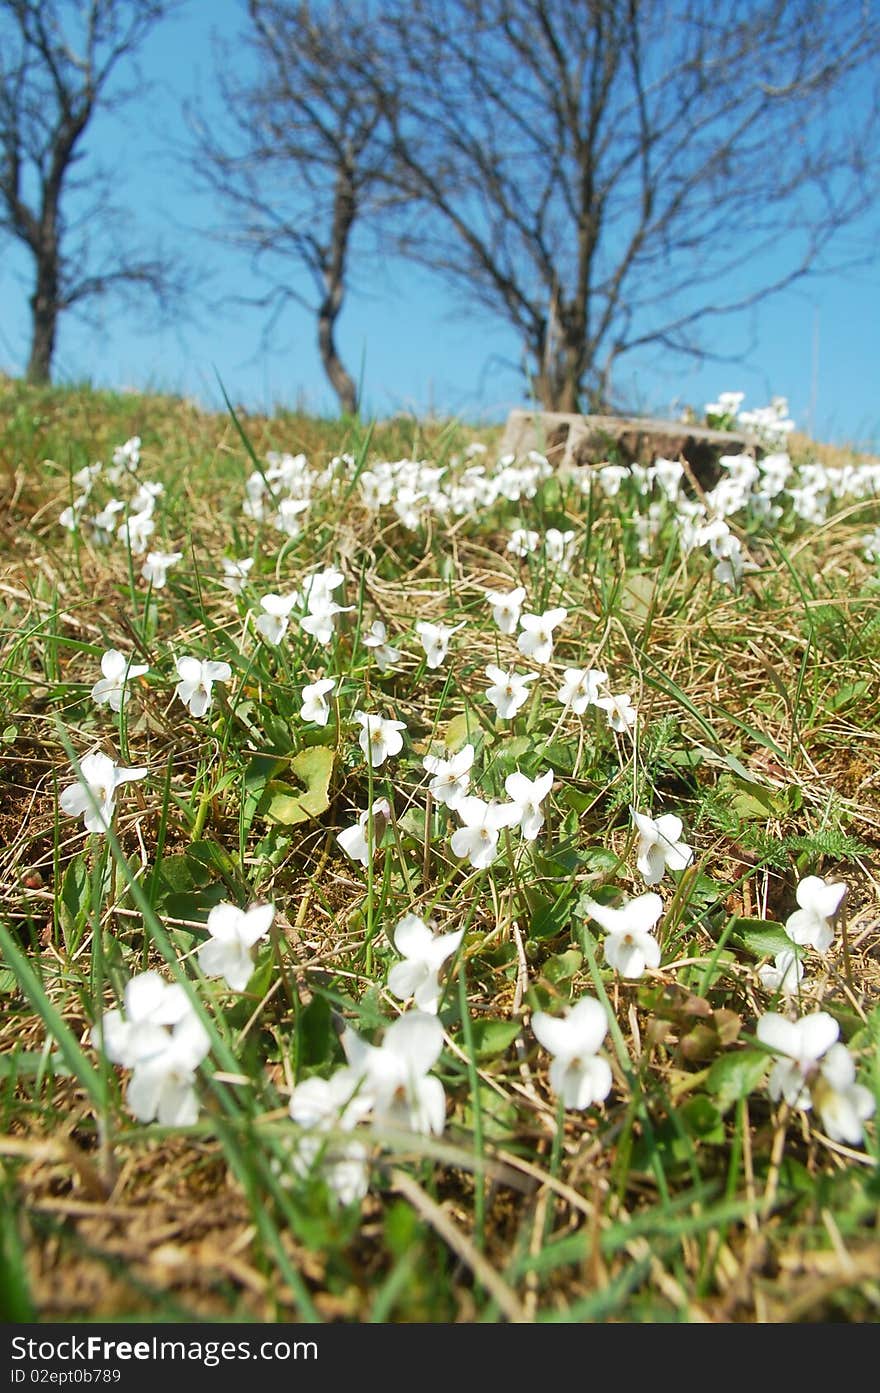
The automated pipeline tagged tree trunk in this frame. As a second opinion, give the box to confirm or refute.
[26,260,60,385]
[317,301,358,416]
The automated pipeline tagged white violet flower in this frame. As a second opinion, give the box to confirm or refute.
[387,914,465,1013]
[90,649,149,713]
[197,901,275,993]
[504,769,554,841]
[141,550,183,589]
[485,585,527,635]
[784,875,845,954]
[631,808,694,885]
[484,664,538,719]
[336,798,391,865]
[450,795,520,869]
[416,619,466,669]
[341,1011,447,1137]
[354,711,407,768]
[174,656,232,718]
[517,608,567,664]
[299,677,336,726]
[556,667,608,714]
[422,744,475,809]
[581,892,664,979]
[531,995,612,1110]
[59,752,147,833]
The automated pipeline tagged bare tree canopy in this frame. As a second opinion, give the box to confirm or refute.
[371,0,880,410]
[0,0,184,383]
[188,0,396,415]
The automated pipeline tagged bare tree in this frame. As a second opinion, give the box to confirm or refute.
[364,0,880,411]
[188,0,395,415]
[0,0,183,384]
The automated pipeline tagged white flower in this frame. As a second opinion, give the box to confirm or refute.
[220,556,254,595]
[757,949,806,997]
[545,527,577,570]
[299,677,336,726]
[59,495,88,530]
[784,876,845,954]
[450,795,520,869]
[93,970,210,1127]
[596,463,629,497]
[141,550,183,589]
[288,1070,372,1205]
[581,892,664,979]
[504,769,554,841]
[117,509,155,555]
[485,585,527,635]
[594,691,637,732]
[517,608,567,664]
[124,1011,211,1126]
[336,798,391,865]
[174,656,232,718]
[507,528,540,557]
[631,809,693,885]
[416,620,466,669]
[354,711,407,768]
[387,914,465,1013]
[341,1011,447,1136]
[422,744,475,809]
[131,481,163,514]
[812,1042,876,1145]
[363,620,401,672]
[94,971,194,1069]
[484,664,538,719]
[300,598,353,646]
[531,995,612,1109]
[254,591,300,646]
[273,497,310,536]
[111,436,142,476]
[59,751,148,833]
[89,498,125,543]
[90,649,149,713]
[301,565,346,611]
[197,901,274,993]
[556,667,608,714]
[756,1010,841,1111]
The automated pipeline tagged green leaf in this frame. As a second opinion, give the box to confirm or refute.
[299,995,333,1067]
[441,713,477,753]
[60,856,89,938]
[678,1095,725,1143]
[263,747,335,826]
[467,1018,521,1060]
[542,949,583,985]
[732,918,793,959]
[0,1051,73,1079]
[706,1049,770,1114]
[828,679,869,713]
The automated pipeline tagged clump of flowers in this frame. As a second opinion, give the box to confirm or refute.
[93,971,210,1126]
[757,1010,875,1145]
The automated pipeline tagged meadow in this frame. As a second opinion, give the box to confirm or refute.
[0,377,878,1323]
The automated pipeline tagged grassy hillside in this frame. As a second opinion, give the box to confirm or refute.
[1,379,878,1322]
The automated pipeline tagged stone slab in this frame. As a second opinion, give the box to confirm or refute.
[499,409,759,483]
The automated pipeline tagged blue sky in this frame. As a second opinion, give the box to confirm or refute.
[1,0,878,448]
